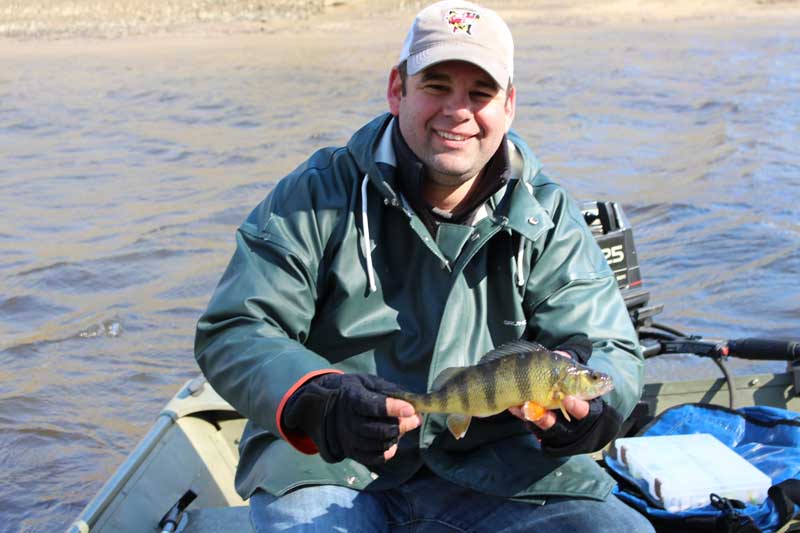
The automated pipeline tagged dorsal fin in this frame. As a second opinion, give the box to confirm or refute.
[477,340,549,365]
[430,366,468,391]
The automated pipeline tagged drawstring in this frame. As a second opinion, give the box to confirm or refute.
[361,174,377,293]
[516,236,525,287]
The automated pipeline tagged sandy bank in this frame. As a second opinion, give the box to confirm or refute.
[0,0,338,39]
[1,0,799,40]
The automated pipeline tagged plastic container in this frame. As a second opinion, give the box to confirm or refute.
[612,433,772,512]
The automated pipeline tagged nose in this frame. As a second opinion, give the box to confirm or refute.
[442,89,473,121]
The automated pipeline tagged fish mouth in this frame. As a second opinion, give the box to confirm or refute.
[595,379,615,397]
[574,378,615,400]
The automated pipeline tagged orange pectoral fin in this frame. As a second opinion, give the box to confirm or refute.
[522,401,547,422]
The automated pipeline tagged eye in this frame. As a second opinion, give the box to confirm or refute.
[424,84,449,94]
[470,90,494,100]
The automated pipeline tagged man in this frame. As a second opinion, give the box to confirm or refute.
[195,1,653,531]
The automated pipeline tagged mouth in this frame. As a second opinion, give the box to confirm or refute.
[434,129,473,142]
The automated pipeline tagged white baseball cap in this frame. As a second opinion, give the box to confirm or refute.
[398,1,514,88]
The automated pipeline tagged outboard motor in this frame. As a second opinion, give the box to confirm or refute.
[581,201,663,330]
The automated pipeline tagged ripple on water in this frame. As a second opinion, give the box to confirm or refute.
[220,153,258,166]
[76,319,123,339]
[156,272,219,301]
[0,392,138,531]
[232,119,261,128]
[13,248,189,293]
[0,294,73,335]
[200,205,250,226]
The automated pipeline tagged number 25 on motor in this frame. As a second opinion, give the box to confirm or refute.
[602,244,625,265]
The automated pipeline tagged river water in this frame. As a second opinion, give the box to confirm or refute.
[1,5,799,531]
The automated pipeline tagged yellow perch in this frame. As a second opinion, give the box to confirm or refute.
[394,340,614,439]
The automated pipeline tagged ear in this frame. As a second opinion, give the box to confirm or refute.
[387,66,403,116]
[504,84,516,131]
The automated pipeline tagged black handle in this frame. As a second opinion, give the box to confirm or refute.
[726,338,800,361]
[158,489,197,532]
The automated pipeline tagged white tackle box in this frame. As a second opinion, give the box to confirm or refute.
[612,433,772,512]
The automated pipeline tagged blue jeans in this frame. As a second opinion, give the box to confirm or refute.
[249,469,654,532]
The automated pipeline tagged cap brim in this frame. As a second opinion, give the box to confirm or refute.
[406,44,510,88]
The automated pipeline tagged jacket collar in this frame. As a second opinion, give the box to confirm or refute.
[347,114,402,205]
[347,113,554,241]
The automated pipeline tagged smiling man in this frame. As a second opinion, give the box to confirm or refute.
[195,1,653,531]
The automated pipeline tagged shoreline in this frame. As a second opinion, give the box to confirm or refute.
[2,0,799,42]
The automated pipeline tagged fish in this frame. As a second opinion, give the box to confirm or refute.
[394,340,614,439]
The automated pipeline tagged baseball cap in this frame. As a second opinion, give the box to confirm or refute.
[398,1,514,88]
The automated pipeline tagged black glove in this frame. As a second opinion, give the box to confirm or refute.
[531,398,623,457]
[554,334,593,364]
[281,373,404,466]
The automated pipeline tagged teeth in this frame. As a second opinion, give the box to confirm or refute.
[436,130,467,141]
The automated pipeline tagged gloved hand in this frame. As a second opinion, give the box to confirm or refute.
[530,397,623,457]
[281,373,418,466]
[552,334,593,364]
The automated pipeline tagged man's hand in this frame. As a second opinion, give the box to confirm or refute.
[282,373,422,466]
[509,395,622,457]
[384,397,423,461]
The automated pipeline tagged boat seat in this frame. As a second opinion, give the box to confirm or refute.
[178,506,254,533]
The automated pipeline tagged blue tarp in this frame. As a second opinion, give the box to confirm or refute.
[605,404,800,532]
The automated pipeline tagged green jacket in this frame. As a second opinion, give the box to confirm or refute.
[195,113,644,502]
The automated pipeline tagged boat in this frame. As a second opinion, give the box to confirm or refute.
[68,201,800,533]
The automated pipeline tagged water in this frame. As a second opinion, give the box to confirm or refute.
[1,7,798,531]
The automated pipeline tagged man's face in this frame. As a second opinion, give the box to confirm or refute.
[387,60,515,189]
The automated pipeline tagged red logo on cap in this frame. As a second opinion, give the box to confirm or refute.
[446,9,480,35]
